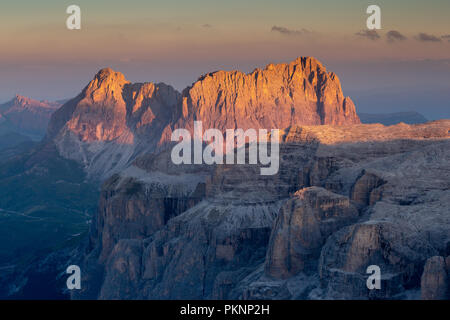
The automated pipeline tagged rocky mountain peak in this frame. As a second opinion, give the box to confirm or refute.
[82,68,130,105]
[0,95,61,138]
[13,94,29,105]
[296,56,324,68]
[1,95,60,112]
[92,67,128,84]
[46,68,181,178]
[47,57,360,178]
[178,56,359,133]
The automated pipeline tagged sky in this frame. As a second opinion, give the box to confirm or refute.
[1,0,450,119]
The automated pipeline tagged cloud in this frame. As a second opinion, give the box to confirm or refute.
[355,30,380,41]
[271,26,310,36]
[386,30,407,43]
[415,33,442,42]
[202,24,212,28]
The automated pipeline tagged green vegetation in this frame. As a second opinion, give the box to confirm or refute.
[0,142,99,266]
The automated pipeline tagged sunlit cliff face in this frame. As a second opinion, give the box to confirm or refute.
[45,57,359,178]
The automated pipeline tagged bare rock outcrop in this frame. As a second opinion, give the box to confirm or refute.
[420,256,448,300]
[265,187,358,279]
[47,68,181,179]
[46,57,359,179]
[319,222,437,299]
[350,170,386,206]
[175,57,359,134]
[99,239,144,299]
[73,120,450,300]
[93,150,210,262]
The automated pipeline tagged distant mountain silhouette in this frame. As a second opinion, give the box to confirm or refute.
[359,111,428,125]
[0,95,61,140]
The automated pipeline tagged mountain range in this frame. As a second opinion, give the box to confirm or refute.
[45,57,360,179]
[0,95,61,140]
[1,56,449,300]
